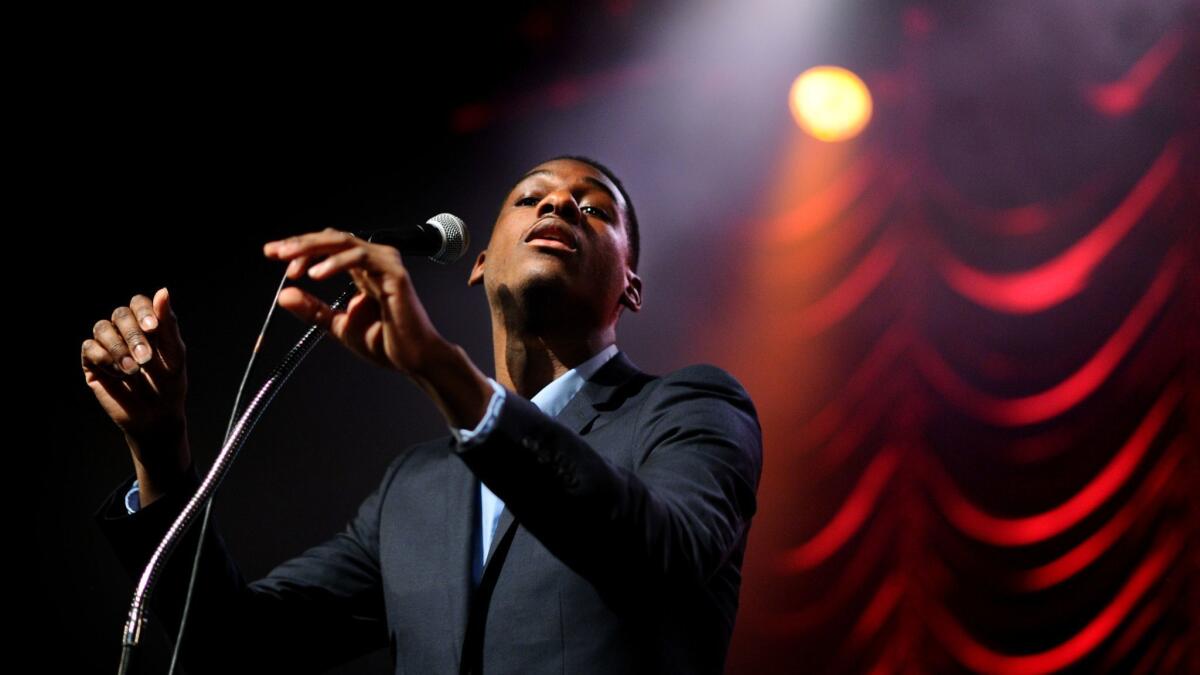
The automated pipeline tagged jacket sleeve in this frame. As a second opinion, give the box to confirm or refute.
[93,453,407,674]
[449,364,763,596]
[447,376,507,446]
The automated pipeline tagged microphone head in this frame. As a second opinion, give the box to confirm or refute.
[426,213,470,264]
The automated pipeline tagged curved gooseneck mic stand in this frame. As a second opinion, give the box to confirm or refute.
[116,280,358,675]
[113,216,468,675]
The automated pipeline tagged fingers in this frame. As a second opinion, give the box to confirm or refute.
[266,229,415,367]
[264,228,405,283]
[113,301,154,369]
[265,229,356,282]
[81,336,128,381]
[94,314,142,376]
[263,228,360,261]
[130,294,158,331]
[84,289,185,390]
[306,246,371,280]
[277,286,343,332]
[84,321,156,404]
[350,267,383,299]
[285,255,311,280]
[81,338,144,406]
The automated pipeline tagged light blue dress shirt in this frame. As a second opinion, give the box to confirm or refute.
[124,343,621,587]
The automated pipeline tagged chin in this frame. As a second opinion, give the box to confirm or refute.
[517,270,570,308]
[494,272,583,334]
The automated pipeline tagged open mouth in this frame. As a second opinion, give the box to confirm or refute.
[525,219,579,251]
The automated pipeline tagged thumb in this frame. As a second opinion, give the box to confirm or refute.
[152,287,186,371]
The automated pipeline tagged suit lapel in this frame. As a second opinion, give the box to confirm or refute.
[445,458,477,654]
[482,350,645,567]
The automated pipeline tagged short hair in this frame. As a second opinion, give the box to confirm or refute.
[508,154,641,274]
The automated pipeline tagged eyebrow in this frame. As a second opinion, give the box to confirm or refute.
[516,169,620,206]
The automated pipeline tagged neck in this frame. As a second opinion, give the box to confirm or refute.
[490,322,615,399]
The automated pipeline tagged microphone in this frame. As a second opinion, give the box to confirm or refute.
[359,213,470,264]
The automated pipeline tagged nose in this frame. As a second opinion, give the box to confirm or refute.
[536,188,581,225]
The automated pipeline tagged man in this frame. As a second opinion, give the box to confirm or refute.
[85,155,763,674]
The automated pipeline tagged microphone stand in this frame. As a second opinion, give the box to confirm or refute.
[116,281,358,675]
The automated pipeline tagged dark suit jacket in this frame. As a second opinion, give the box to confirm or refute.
[94,351,763,674]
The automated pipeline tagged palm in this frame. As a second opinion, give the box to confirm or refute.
[85,360,186,436]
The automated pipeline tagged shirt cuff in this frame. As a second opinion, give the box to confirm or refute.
[449,377,506,447]
[125,480,141,515]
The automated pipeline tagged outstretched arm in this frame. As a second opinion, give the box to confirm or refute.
[449,364,763,600]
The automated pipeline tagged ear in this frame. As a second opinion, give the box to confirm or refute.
[619,268,642,313]
[468,249,486,287]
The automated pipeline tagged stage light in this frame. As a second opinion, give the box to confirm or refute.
[789,66,873,142]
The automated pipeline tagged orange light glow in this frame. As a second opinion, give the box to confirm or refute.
[789,66,873,142]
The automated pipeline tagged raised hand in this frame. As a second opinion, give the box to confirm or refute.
[264,228,495,431]
[82,288,191,493]
[263,228,447,378]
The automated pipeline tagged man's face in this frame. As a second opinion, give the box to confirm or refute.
[468,158,642,332]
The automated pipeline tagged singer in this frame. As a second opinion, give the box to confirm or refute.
[85,156,763,674]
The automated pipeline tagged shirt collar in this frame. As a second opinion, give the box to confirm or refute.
[529,343,620,417]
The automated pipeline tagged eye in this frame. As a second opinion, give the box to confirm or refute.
[515,194,610,219]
